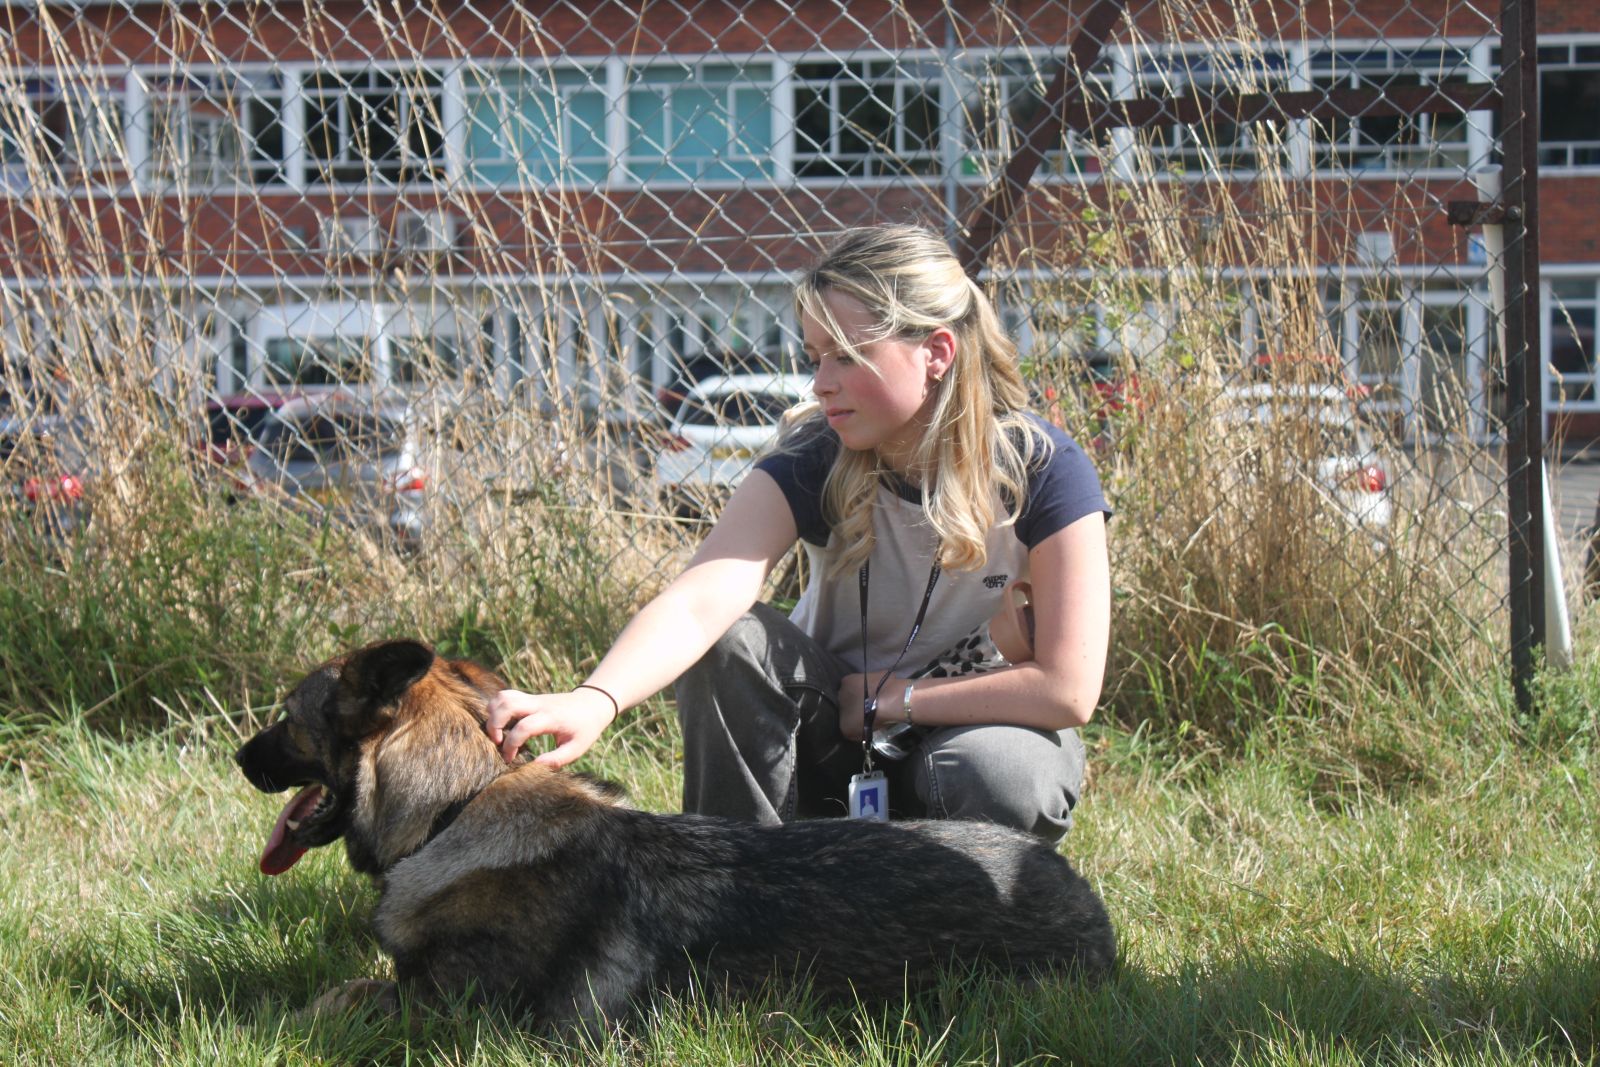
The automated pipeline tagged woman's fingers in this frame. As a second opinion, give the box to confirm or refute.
[485,690,612,765]
[501,707,555,763]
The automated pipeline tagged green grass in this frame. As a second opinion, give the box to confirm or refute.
[1,653,1595,1067]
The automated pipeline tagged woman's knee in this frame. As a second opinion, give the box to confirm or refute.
[914,726,1085,843]
[677,607,777,702]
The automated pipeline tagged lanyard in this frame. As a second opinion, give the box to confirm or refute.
[858,557,941,770]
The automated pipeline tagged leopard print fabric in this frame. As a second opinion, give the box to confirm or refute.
[910,623,1010,679]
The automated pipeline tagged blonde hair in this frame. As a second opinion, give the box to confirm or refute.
[783,224,1049,576]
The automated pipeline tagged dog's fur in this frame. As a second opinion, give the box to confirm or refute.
[236,639,1116,1027]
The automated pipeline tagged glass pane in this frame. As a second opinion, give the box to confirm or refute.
[1541,69,1600,143]
[674,87,722,163]
[566,91,609,179]
[1549,306,1595,376]
[1356,306,1404,385]
[628,87,668,158]
[731,87,771,160]
[793,85,833,161]
[902,87,939,154]
[1419,303,1470,432]
[1552,278,1596,301]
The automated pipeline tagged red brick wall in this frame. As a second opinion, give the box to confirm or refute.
[0,0,1594,282]
[7,0,1564,67]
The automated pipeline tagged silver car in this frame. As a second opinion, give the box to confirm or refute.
[244,393,440,552]
[654,372,813,515]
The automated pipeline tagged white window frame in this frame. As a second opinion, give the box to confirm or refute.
[1307,42,1479,176]
[790,55,944,179]
[461,61,610,188]
[949,49,1112,182]
[299,65,446,188]
[138,70,287,189]
[1544,274,1600,412]
[1533,38,1600,171]
[621,59,779,184]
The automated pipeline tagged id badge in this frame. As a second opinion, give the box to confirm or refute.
[848,770,889,821]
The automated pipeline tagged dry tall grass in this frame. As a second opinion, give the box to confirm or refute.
[0,4,1511,741]
[1012,16,1505,738]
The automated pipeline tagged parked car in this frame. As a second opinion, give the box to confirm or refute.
[198,389,313,497]
[654,372,813,514]
[1247,352,1371,402]
[203,390,307,464]
[655,348,794,418]
[1220,383,1392,529]
[0,414,91,538]
[243,392,451,553]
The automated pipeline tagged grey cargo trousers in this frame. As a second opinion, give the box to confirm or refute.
[675,603,1086,844]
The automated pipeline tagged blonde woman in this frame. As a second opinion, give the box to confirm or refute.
[487,225,1111,844]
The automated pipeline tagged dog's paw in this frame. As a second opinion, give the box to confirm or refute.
[298,978,400,1023]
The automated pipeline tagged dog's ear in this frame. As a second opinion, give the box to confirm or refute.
[337,640,435,733]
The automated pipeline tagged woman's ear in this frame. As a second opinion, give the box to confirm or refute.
[925,327,957,382]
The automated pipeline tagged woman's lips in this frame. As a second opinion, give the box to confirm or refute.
[825,408,851,424]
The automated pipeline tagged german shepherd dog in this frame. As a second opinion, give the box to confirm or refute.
[236,639,1116,1028]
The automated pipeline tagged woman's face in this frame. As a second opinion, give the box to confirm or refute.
[801,290,952,471]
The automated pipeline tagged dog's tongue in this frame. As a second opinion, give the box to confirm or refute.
[259,784,323,875]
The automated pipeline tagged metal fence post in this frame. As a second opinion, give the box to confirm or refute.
[1500,0,1545,715]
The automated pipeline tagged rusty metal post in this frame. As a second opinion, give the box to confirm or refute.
[1500,0,1544,714]
[958,0,1127,277]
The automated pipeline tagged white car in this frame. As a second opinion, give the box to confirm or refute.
[1220,384,1393,530]
[655,372,813,513]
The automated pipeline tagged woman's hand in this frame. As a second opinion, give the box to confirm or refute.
[484,688,617,767]
[836,672,898,741]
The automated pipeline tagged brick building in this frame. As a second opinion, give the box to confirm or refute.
[0,1,1596,439]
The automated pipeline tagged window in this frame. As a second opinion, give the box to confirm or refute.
[1309,46,1477,171]
[145,72,285,186]
[464,66,607,185]
[1416,297,1473,433]
[624,62,774,182]
[1340,276,1408,410]
[1549,279,1597,404]
[0,77,124,180]
[794,58,940,177]
[303,68,443,185]
[1537,43,1600,168]
[1131,48,1290,173]
[391,337,461,384]
[954,55,1109,178]
[262,336,371,385]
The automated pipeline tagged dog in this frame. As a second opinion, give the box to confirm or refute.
[235,639,1116,1028]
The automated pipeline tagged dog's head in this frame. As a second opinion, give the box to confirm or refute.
[236,639,502,876]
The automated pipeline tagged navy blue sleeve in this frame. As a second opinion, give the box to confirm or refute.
[752,424,838,547]
[1015,414,1112,549]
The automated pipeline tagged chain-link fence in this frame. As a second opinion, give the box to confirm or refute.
[0,1,1553,725]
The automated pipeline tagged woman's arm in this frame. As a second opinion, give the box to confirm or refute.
[838,511,1110,737]
[486,470,799,765]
